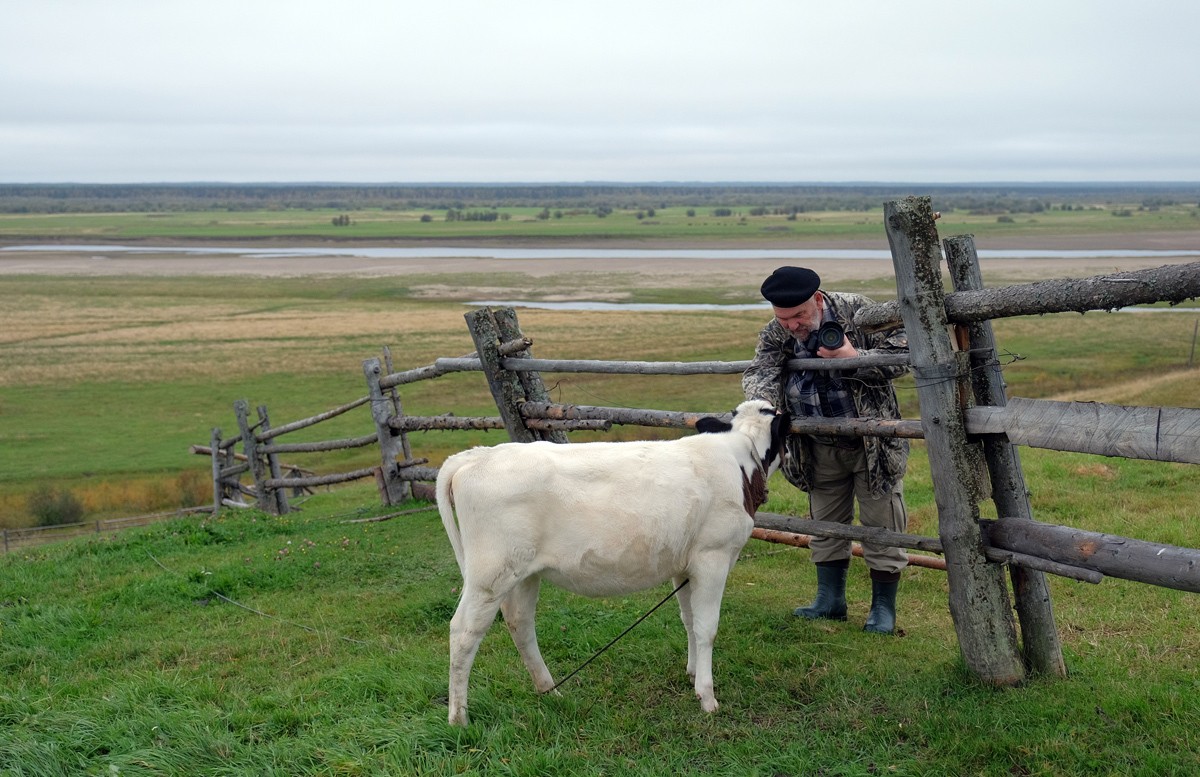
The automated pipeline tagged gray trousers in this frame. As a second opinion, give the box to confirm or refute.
[807,441,909,575]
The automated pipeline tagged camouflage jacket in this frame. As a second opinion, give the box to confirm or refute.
[742,291,910,498]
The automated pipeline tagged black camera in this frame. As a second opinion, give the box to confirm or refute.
[805,321,845,354]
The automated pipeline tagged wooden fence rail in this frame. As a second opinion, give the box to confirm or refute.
[753,513,1104,585]
[433,353,911,375]
[256,395,372,442]
[201,322,1198,526]
[965,398,1200,464]
[2,508,208,555]
[984,517,1200,593]
[856,260,1200,333]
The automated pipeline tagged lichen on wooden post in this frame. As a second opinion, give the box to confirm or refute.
[364,357,412,505]
[884,197,1025,686]
[234,399,274,513]
[464,307,544,443]
[488,307,569,443]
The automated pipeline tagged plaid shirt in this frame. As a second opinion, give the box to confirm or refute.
[785,308,857,421]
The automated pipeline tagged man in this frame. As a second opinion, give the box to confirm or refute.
[742,266,910,634]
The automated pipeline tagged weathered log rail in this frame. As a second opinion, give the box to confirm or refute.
[855,260,1200,333]
[984,517,1200,594]
[754,513,1104,585]
[750,527,949,571]
[433,353,911,375]
[965,398,1200,464]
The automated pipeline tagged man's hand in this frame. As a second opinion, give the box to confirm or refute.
[817,340,859,359]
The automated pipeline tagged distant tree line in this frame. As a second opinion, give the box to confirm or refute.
[444,209,509,222]
[0,182,1197,215]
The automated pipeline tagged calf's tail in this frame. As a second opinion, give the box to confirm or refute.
[435,456,467,571]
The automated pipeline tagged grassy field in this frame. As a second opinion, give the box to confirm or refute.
[1,218,1199,774]
[2,200,1200,245]
[1,269,1197,526]
[2,468,1197,774]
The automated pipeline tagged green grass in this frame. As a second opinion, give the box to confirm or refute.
[2,201,1199,244]
[1,248,1199,773]
[2,486,1197,776]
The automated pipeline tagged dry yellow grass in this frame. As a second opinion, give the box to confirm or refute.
[0,299,482,386]
[3,472,212,526]
[0,278,778,390]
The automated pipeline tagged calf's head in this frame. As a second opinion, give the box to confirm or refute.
[695,399,791,476]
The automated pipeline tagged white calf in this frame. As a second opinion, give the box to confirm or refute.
[435,399,790,726]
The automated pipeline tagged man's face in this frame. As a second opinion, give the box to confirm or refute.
[772,294,823,340]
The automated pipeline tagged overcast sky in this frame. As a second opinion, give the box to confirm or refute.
[3,0,1197,184]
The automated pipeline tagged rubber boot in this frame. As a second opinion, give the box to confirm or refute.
[793,561,848,621]
[863,574,899,635]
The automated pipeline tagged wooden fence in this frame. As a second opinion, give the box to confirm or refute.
[2,507,209,555]
[200,196,1200,687]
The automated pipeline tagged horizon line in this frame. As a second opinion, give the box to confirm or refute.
[4,180,1200,188]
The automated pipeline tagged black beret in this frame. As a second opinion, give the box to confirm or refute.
[760,266,820,307]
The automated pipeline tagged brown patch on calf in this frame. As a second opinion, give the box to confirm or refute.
[742,468,768,517]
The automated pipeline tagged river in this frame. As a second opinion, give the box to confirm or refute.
[5,244,1200,261]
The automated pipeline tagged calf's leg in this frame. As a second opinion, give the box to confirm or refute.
[500,576,556,693]
[682,562,733,713]
[672,574,698,679]
[448,586,503,726]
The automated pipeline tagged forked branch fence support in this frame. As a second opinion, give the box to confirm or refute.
[200,196,1199,689]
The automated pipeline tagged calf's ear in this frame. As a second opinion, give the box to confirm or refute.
[695,416,732,434]
[771,412,792,441]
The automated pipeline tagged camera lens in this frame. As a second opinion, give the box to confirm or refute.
[816,321,845,350]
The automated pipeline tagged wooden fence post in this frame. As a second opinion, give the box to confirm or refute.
[382,345,416,470]
[218,435,244,508]
[945,234,1067,678]
[257,405,290,515]
[364,357,411,504]
[234,399,274,513]
[488,307,568,443]
[464,307,539,443]
[210,427,223,514]
[884,197,1025,686]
